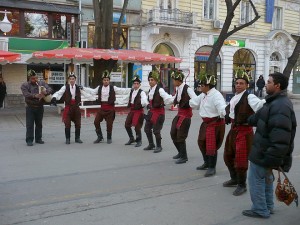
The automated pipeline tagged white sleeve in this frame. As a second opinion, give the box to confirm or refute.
[213,92,227,117]
[52,85,66,100]
[80,89,97,101]
[83,86,99,95]
[187,87,197,99]
[141,91,149,107]
[248,94,266,112]
[114,86,132,95]
[189,94,202,110]
[159,88,174,105]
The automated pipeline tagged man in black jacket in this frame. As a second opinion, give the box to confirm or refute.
[242,72,297,219]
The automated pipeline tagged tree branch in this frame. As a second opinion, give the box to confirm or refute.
[226,0,260,38]
[283,36,300,78]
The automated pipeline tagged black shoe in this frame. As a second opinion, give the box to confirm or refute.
[27,142,33,146]
[93,137,104,144]
[143,144,155,150]
[173,154,180,159]
[66,139,70,144]
[125,139,135,145]
[35,140,44,144]
[242,210,269,218]
[223,179,238,187]
[269,209,274,214]
[75,138,83,143]
[135,142,142,147]
[233,185,247,196]
[196,163,208,170]
[204,168,216,177]
[153,146,162,153]
[175,158,188,164]
[107,139,112,144]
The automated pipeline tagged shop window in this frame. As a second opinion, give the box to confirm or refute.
[25,12,49,38]
[240,0,253,24]
[203,0,216,20]
[52,14,67,39]
[272,7,282,30]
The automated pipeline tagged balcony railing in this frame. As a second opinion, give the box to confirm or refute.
[147,8,196,26]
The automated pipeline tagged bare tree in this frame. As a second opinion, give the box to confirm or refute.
[206,0,260,76]
[92,0,128,87]
[283,37,300,79]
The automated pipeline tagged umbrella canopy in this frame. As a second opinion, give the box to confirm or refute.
[27,47,182,65]
[0,50,21,65]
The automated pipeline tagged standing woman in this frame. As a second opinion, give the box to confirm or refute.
[0,77,6,108]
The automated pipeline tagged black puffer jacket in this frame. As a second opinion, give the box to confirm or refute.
[248,90,297,172]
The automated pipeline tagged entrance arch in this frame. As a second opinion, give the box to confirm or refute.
[154,43,176,94]
[194,46,221,90]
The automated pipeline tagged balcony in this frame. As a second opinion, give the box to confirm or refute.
[147,8,197,26]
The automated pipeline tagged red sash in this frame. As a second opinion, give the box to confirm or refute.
[231,121,253,169]
[202,117,225,156]
[62,99,76,122]
[101,103,114,111]
[176,107,193,129]
[130,104,144,127]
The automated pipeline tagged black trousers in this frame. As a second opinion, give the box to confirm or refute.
[26,106,44,143]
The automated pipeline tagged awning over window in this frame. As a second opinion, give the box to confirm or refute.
[9,38,69,54]
[28,47,182,65]
[0,50,21,65]
[0,0,79,14]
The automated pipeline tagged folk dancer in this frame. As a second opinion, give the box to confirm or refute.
[223,69,265,196]
[143,70,173,153]
[189,73,227,176]
[170,70,197,164]
[124,75,148,147]
[20,70,52,146]
[83,70,131,144]
[51,73,88,144]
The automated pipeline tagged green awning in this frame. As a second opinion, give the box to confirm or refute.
[8,37,69,54]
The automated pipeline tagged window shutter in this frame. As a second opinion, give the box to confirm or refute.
[266,0,275,23]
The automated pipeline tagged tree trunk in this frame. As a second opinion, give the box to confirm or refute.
[283,37,300,79]
[113,0,129,49]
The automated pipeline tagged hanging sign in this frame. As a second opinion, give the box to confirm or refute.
[48,71,65,84]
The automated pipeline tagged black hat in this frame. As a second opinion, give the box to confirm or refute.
[68,72,77,79]
[171,70,184,81]
[148,70,159,81]
[102,70,111,79]
[27,69,36,77]
[234,68,251,84]
[132,75,141,83]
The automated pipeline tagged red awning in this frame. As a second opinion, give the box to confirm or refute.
[0,50,21,65]
[29,47,182,65]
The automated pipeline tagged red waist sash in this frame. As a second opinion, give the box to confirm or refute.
[101,102,114,111]
[62,99,76,122]
[130,104,144,126]
[176,107,193,129]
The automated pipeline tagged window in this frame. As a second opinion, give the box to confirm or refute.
[159,0,174,10]
[240,0,253,24]
[52,14,67,39]
[0,9,20,36]
[203,0,216,20]
[272,7,282,29]
[25,12,49,38]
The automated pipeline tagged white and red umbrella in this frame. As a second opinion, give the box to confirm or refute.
[0,50,21,65]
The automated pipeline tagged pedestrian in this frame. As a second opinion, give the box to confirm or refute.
[170,70,197,164]
[51,72,84,144]
[83,70,131,144]
[242,72,297,218]
[0,77,6,108]
[189,73,227,176]
[223,69,265,196]
[256,75,265,97]
[124,75,148,147]
[194,77,201,95]
[247,75,255,94]
[20,70,52,146]
[143,70,173,153]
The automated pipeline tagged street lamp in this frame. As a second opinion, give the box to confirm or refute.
[0,10,12,33]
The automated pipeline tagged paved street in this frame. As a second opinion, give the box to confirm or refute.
[0,106,300,225]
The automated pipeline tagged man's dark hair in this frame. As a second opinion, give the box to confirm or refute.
[269,72,289,90]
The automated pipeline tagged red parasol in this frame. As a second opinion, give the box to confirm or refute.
[0,50,21,64]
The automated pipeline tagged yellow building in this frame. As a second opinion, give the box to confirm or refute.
[141,0,300,95]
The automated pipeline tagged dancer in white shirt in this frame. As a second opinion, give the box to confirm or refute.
[190,73,227,176]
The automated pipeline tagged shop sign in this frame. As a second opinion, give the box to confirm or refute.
[110,72,122,82]
[48,71,65,84]
[214,37,245,47]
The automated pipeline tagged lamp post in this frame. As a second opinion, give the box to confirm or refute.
[0,10,12,34]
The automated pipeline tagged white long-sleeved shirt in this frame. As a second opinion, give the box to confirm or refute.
[83,85,131,102]
[52,85,94,100]
[130,88,148,107]
[175,83,197,102]
[228,90,266,119]
[148,84,174,105]
[189,88,227,118]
